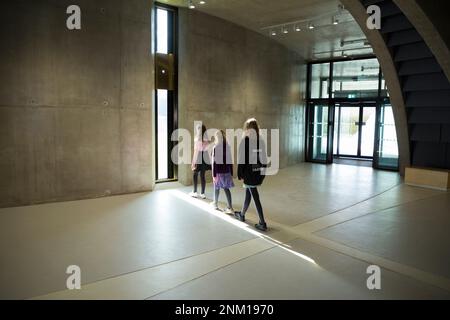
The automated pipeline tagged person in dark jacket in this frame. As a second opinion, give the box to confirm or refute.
[211,130,235,214]
[234,118,268,231]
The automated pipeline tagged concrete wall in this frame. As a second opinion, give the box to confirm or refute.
[0,1,305,206]
[177,9,306,185]
[0,0,154,207]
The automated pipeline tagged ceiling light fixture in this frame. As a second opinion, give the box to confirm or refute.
[294,24,301,32]
[308,23,315,30]
[333,16,339,25]
[188,0,195,9]
[270,29,277,36]
[199,0,206,4]
[282,26,289,34]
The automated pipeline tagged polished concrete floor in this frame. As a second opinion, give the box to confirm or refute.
[0,163,449,300]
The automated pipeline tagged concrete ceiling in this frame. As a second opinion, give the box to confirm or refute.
[158,0,373,61]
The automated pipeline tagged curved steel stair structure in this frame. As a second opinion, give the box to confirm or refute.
[361,0,450,169]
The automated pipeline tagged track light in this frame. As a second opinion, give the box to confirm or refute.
[262,5,345,36]
[188,0,195,9]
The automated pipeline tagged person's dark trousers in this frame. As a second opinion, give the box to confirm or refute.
[193,169,206,194]
[241,187,266,224]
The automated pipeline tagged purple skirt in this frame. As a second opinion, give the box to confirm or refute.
[214,173,235,190]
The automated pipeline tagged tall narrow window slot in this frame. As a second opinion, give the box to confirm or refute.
[155,4,178,181]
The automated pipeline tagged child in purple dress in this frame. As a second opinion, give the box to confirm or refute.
[211,130,235,214]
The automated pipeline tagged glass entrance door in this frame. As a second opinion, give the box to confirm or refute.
[334,104,377,159]
[335,106,360,157]
[360,106,377,157]
[374,103,399,169]
[307,104,334,163]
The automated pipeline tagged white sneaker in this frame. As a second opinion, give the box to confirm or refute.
[210,202,219,210]
[224,207,234,214]
[199,194,207,199]
[189,192,198,198]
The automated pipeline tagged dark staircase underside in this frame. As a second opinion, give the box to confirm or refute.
[362,0,450,169]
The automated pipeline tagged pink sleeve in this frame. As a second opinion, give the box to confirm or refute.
[200,141,209,151]
[192,141,199,164]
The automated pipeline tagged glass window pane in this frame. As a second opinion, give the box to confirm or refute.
[377,105,399,168]
[380,72,389,97]
[333,106,339,156]
[311,63,330,99]
[361,107,377,157]
[312,105,329,161]
[157,90,168,180]
[332,59,380,99]
[338,107,360,156]
[157,8,168,54]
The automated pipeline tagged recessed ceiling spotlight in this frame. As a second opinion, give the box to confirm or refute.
[308,23,315,30]
[188,0,195,9]
[199,0,206,4]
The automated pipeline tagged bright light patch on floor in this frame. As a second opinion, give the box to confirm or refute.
[170,190,317,265]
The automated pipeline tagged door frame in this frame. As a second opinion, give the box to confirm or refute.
[306,102,335,164]
[373,100,400,171]
[305,57,399,171]
[333,102,377,160]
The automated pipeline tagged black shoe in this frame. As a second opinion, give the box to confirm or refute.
[234,212,245,222]
[255,223,267,232]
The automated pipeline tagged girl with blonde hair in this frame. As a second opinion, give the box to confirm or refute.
[235,118,268,231]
